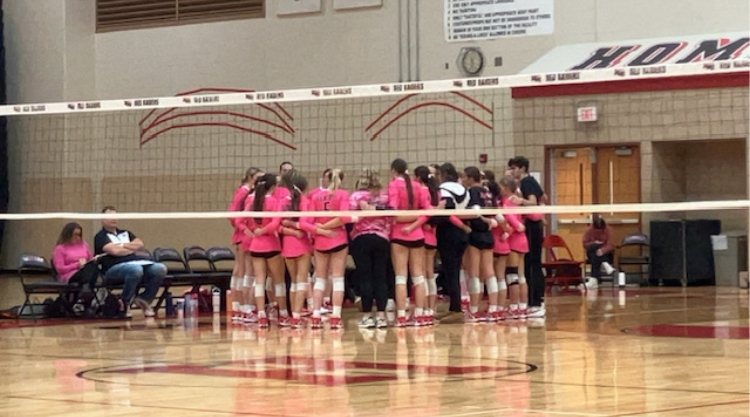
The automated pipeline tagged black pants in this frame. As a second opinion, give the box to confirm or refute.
[586,244,613,280]
[524,219,544,307]
[350,234,390,312]
[437,224,468,312]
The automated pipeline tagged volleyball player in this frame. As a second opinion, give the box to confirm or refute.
[499,175,528,319]
[278,170,313,329]
[244,173,287,328]
[388,159,429,327]
[229,167,259,322]
[486,172,510,321]
[300,169,353,329]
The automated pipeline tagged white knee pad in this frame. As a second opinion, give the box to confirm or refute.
[243,275,254,288]
[395,275,408,285]
[498,280,508,291]
[275,283,286,298]
[289,283,297,293]
[296,282,308,292]
[332,277,345,292]
[469,277,482,295]
[518,276,527,285]
[411,275,425,286]
[265,277,273,292]
[426,277,438,296]
[230,276,239,290]
[314,277,327,291]
[506,274,519,285]
[254,281,266,297]
[486,276,499,294]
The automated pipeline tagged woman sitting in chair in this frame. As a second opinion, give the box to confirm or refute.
[52,222,98,286]
[581,215,616,289]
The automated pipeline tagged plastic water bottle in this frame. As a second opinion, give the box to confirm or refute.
[186,293,199,318]
[212,287,221,314]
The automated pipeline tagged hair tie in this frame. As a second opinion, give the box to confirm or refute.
[293,185,301,193]
[258,181,266,186]
[428,174,434,179]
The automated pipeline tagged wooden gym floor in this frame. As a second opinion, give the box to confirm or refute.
[0,286,747,417]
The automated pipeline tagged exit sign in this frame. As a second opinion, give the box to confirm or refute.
[577,106,598,122]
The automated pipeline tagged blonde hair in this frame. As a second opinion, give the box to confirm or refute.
[356,168,381,191]
[327,168,344,192]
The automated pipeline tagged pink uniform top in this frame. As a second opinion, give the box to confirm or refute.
[229,185,251,244]
[349,190,390,241]
[281,195,313,258]
[301,188,352,251]
[388,177,428,242]
[502,197,529,253]
[243,193,282,253]
[52,241,93,282]
[273,186,291,201]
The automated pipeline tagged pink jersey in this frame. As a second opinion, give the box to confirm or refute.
[502,197,529,253]
[492,221,511,255]
[273,186,292,201]
[388,177,427,242]
[301,188,352,251]
[243,193,282,254]
[349,190,390,241]
[281,195,313,258]
[228,185,251,244]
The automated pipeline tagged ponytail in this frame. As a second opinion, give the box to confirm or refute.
[415,165,438,206]
[391,158,413,209]
[327,168,344,192]
[290,175,308,212]
[252,173,277,223]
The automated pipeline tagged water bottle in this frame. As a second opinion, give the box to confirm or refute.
[175,298,185,322]
[165,292,174,317]
[186,293,199,318]
[212,286,221,314]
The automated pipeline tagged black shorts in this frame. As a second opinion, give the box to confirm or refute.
[250,251,281,259]
[425,244,438,250]
[469,232,495,250]
[392,239,425,248]
[317,243,348,254]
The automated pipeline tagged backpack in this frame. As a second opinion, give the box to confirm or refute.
[99,294,122,318]
[43,296,68,318]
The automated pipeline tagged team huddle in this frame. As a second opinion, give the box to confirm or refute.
[228,157,546,330]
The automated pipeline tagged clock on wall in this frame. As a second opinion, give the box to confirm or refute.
[458,47,485,77]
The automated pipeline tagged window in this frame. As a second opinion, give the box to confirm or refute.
[96,0,265,32]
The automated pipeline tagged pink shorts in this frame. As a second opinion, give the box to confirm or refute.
[493,230,511,255]
[508,231,529,254]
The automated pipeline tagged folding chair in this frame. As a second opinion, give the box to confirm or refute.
[617,233,650,284]
[542,235,586,291]
[183,245,213,273]
[18,254,79,321]
[152,247,192,312]
[206,246,235,272]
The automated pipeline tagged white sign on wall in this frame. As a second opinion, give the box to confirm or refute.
[276,0,322,16]
[445,0,554,42]
[333,0,382,10]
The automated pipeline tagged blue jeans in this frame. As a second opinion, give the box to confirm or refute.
[105,262,166,304]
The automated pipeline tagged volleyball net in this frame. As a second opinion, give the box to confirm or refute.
[0,60,748,269]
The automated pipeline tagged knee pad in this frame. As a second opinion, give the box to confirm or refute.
[296,282,308,293]
[275,283,286,298]
[411,275,425,286]
[518,276,527,285]
[254,281,266,297]
[243,275,254,288]
[498,280,508,291]
[332,277,345,292]
[469,277,482,295]
[506,273,519,285]
[314,277,327,291]
[486,276,499,294]
[395,275,408,285]
[230,277,239,290]
[265,278,273,292]
[505,267,518,275]
[289,283,297,293]
[426,277,438,296]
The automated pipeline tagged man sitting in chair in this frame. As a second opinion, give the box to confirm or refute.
[94,206,166,318]
[581,214,616,290]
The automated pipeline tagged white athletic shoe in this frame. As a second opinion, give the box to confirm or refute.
[602,262,616,276]
[578,277,599,290]
[527,306,546,318]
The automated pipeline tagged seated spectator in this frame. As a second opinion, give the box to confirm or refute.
[94,206,166,318]
[52,222,98,287]
[581,214,616,289]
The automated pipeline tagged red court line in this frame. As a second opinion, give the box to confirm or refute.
[608,399,749,417]
[140,110,295,136]
[7,395,300,417]
[139,122,297,150]
[369,101,493,141]
[625,324,749,339]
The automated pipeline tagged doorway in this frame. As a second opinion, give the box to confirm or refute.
[546,145,641,262]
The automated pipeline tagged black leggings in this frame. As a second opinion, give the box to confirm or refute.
[350,234,390,313]
[525,219,544,307]
[586,244,613,280]
[437,224,468,312]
